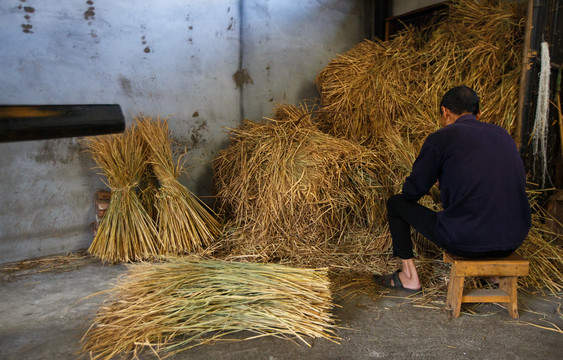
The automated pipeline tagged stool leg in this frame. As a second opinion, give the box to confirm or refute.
[446,267,464,318]
[499,276,519,319]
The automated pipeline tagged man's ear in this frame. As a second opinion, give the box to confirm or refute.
[475,111,481,121]
[442,107,453,121]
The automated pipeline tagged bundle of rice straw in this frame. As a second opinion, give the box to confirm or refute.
[314,0,526,217]
[213,104,388,266]
[136,115,222,254]
[83,126,161,263]
[81,258,338,359]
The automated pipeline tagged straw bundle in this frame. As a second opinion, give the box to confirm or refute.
[213,104,388,265]
[82,258,337,359]
[83,127,161,263]
[136,115,222,255]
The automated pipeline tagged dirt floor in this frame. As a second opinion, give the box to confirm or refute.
[0,254,562,360]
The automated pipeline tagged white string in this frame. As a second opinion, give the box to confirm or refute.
[532,41,551,187]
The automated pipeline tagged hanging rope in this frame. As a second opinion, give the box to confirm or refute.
[532,41,551,187]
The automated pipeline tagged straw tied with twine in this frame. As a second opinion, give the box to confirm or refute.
[82,125,161,263]
[82,115,221,263]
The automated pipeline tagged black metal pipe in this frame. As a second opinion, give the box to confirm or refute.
[0,104,125,142]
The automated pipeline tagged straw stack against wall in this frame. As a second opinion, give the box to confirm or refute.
[136,115,222,255]
[315,0,525,208]
[316,0,524,147]
[83,126,161,263]
[82,258,338,359]
[213,104,388,266]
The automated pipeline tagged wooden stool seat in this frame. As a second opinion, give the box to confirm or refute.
[443,252,529,318]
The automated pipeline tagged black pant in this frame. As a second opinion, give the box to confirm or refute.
[386,194,515,259]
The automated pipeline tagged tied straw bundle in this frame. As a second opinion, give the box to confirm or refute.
[81,258,338,359]
[82,126,161,263]
[136,115,222,255]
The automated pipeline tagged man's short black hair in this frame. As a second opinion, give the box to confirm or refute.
[439,85,480,115]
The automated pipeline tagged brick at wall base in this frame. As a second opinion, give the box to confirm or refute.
[92,190,111,235]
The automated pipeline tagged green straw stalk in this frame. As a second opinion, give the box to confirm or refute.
[82,259,338,359]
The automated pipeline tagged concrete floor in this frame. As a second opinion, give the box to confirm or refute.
[1,257,562,360]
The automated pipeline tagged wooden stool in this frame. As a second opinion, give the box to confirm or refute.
[443,252,529,318]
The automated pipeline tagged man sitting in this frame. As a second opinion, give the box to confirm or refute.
[376,85,531,292]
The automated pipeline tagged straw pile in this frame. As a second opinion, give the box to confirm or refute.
[83,126,161,263]
[81,258,337,359]
[316,0,524,147]
[313,0,563,295]
[137,115,222,254]
[314,0,526,217]
[213,0,563,295]
[213,104,388,266]
[518,192,563,294]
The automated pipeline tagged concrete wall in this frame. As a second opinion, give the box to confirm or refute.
[241,1,363,121]
[391,0,444,16]
[0,0,364,263]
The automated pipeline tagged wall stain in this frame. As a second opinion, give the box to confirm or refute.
[188,119,207,150]
[90,29,100,43]
[21,24,33,33]
[18,0,34,34]
[32,139,80,165]
[233,68,253,89]
[227,17,235,31]
[84,7,95,20]
[192,111,199,118]
[185,14,195,44]
[84,0,95,22]
[119,76,135,98]
[140,26,151,54]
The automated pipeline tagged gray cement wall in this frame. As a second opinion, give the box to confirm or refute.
[0,0,364,263]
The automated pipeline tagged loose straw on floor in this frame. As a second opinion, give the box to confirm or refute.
[82,258,338,359]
